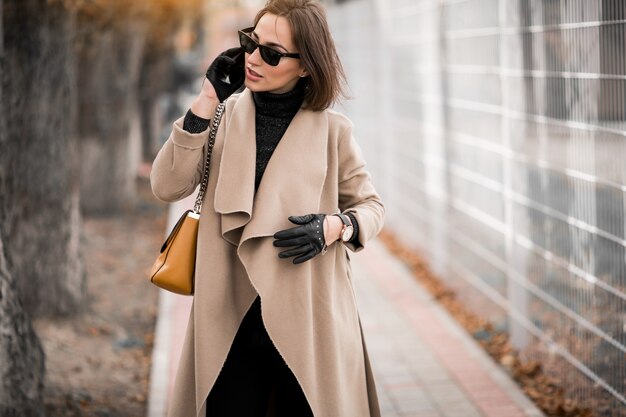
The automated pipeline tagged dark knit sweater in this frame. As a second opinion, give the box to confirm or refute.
[251,78,307,192]
[181,79,305,192]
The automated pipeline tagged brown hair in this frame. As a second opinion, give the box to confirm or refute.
[253,0,348,111]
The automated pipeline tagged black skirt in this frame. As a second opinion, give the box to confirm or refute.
[206,295,314,417]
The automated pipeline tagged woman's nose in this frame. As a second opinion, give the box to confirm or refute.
[247,47,263,66]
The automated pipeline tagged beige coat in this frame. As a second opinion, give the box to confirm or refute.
[150,88,385,417]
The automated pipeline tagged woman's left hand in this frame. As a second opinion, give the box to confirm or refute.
[273,214,328,264]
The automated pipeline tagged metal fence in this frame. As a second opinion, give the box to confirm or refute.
[329,0,626,414]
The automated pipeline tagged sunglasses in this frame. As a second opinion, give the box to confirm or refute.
[238,27,300,66]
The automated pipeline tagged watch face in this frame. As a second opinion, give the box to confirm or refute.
[341,226,354,242]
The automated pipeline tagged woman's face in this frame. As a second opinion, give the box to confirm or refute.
[244,13,308,94]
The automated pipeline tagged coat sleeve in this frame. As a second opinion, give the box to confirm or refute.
[150,115,209,202]
[337,122,385,252]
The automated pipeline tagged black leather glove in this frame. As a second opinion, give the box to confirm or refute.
[273,214,327,264]
[206,47,245,103]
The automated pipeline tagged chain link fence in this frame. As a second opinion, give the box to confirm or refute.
[329,0,626,414]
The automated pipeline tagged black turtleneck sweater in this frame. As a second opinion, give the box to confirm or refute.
[181,79,359,240]
[184,79,305,192]
[251,78,307,191]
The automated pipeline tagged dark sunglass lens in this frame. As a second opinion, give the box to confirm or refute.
[239,33,256,54]
[260,46,281,66]
[238,30,282,66]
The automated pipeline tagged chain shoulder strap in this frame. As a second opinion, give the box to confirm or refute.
[193,102,226,214]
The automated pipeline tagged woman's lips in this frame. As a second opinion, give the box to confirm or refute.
[246,67,263,80]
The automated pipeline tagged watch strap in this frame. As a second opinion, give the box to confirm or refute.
[335,213,351,227]
[344,212,359,244]
[335,213,354,243]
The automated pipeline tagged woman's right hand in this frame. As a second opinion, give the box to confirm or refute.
[206,47,246,102]
[191,47,245,119]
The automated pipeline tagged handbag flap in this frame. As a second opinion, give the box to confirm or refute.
[161,209,193,253]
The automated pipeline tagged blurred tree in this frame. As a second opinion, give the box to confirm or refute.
[138,1,202,162]
[74,1,148,215]
[74,0,202,214]
[0,234,45,417]
[0,3,46,415]
[1,0,85,317]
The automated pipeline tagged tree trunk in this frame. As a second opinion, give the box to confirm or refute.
[1,0,84,317]
[76,13,146,215]
[0,234,46,417]
[139,48,172,162]
[137,23,195,163]
[0,3,46,413]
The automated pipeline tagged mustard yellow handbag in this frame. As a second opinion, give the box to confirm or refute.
[149,103,225,295]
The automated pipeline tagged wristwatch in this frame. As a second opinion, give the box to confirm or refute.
[335,213,354,243]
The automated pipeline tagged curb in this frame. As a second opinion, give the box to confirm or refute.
[147,197,196,417]
[147,290,175,417]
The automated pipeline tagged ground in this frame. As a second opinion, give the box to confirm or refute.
[34,178,167,417]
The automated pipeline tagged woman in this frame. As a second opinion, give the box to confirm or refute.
[150,0,385,416]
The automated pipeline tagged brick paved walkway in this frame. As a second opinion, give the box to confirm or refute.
[148,204,545,417]
[352,241,544,417]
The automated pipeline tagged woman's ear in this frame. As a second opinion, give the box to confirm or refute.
[299,66,309,77]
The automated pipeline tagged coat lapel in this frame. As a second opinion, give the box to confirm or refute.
[213,88,329,246]
[213,89,256,246]
[242,105,328,242]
